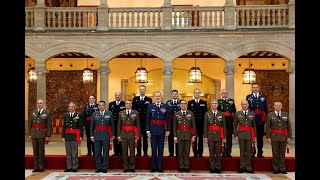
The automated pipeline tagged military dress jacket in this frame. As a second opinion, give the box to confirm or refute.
[187,99,208,132]
[204,111,226,141]
[132,96,152,120]
[117,110,141,140]
[217,98,236,114]
[62,112,83,141]
[173,110,196,141]
[146,103,171,135]
[166,99,181,117]
[233,111,257,140]
[266,112,292,141]
[28,109,53,138]
[109,100,126,122]
[90,110,115,141]
[82,103,98,124]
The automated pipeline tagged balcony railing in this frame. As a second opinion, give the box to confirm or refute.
[25,4,294,31]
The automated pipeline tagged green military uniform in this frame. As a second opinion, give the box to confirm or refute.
[217,98,236,157]
[234,110,257,172]
[117,109,141,171]
[266,111,292,173]
[62,112,83,171]
[173,110,196,171]
[28,109,53,171]
[204,110,226,173]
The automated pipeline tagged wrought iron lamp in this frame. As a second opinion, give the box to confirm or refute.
[188,58,202,83]
[28,62,37,83]
[83,58,93,83]
[242,58,256,84]
[135,58,148,83]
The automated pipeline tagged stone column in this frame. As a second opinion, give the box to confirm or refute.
[214,79,222,99]
[97,0,109,31]
[224,60,235,98]
[162,62,173,102]
[121,79,128,101]
[33,0,45,31]
[287,61,295,142]
[224,0,236,30]
[99,61,111,103]
[288,0,295,29]
[36,61,49,105]
[161,0,173,30]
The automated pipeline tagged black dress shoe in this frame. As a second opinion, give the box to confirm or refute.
[184,168,190,173]
[143,153,148,157]
[32,169,39,172]
[178,168,184,172]
[64,169,72,172]
[136,153,141,156]
[273,170,279,174]
[209,169,215,173]
[278,170,287,174]
[102,169,107,173]
[193,154,198,158]
[226,154,232,158]
[221,154,226,157]
[130,169,135,173]
[38,169,44,172]
[198,154,203,158]
[95,169,102,173]
[215,169,221,174]
[257,155,264,158]
[124,169,130,173]
[86,154,92,156]
[112,154,117,156]
[150,169,157,172]
[169,154,174,157]
[251,154,255,158]
[238,168,245,173]
[158,169,164,173]
[72,169,77,172]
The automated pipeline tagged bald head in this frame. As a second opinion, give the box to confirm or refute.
[115,92,122,101]
[241,100,249,110]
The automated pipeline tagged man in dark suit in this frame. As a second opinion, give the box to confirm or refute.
[246,83,268,158]
[165,89,181,157]
[109,92,125,156]
[132,85,152,156]
[187,88,208,158]
[146,91,171,172]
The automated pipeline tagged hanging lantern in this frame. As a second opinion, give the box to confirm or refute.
[83,67,93,83]
[135,58,148,83]
[188,58,202,83]
[243,58,256,84]
[28,67,37,83]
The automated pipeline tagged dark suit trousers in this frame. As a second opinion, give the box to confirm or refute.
[271,141,287,171]
[151,134,165,170]
[113,120,122,155]
[208,140,222,170]
[168,117,178,156]
[239,139,252,171]
[32,138,45,169]
[65,140,79,169]
[137,119,148,155]
[85,121,95,155]
[121,138,136,170]
[94,140,110,169]
[178,140,191,169]
[193,130,204,156]
[225,116,233,155]
[253,124,264,156]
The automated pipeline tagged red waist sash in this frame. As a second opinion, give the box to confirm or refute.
[95,125,113,150]
[151,119,167,130]
[238,125,255,140]
[207,125,224,139]
[252,110,266,122]
[177,125,195,136]
[32,124,47,129]
[65,128,80,142]
[271,128,288,139]
[223,112,233,117]
[122,126,138,138]
[86,116,92,120]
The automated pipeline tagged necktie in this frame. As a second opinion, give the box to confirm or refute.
[38,109,41,115]
[127,111,130,117]
[213,112,216,117]
[141,97,144,101]
[157,104,160,109]
[70,113,73,118]
[116,102,119,105]
[173,100,176,105]
[277,113,281,119]
[183,111,186,116]
[244,111,247,117]
[100,111,103,115]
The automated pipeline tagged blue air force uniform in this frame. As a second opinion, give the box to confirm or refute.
[90,110,115,171]
[246,93,268,157]
[82,103,98,156]
[165,99,181,156]
[146,102,171,171]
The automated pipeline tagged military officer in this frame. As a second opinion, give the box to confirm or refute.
[117,100,141,173]
[204,99,226,174]
[165,89,181,157]
[218,89,236,158]
[234,100,256,173]
[62,102,83,172]
[28,99,53,172]
[173,99,196,173]
[90,100,115,173]
[146,91,171,173]
[109,92,125,156]
[246,82,268,158]
[187,88,208,158]
[82,95,98,156]
[132,85,152,156]
[266,101,292,174]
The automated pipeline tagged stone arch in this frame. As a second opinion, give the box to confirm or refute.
[25,43,41,61]
[36,42,104,62]
[168,42,230,62]
[231,41,295,62]
[103,42,168,62]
